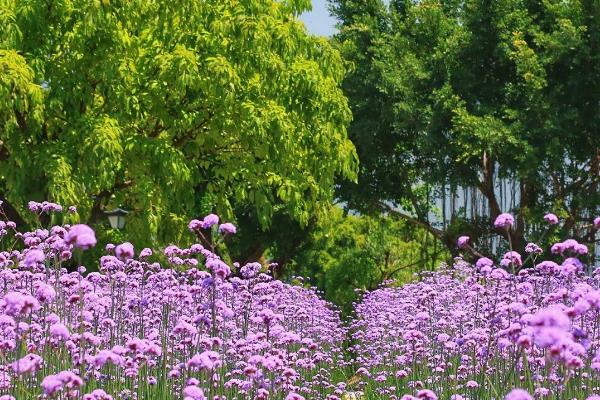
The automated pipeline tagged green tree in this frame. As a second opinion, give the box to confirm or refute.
[332,0,600,257]
[287,206,448,311]
[0,0,357,251]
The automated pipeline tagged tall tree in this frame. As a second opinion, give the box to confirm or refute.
[0,0,357,250]
[332,0,600,257]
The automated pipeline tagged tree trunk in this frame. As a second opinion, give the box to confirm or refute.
[0,196,28,229]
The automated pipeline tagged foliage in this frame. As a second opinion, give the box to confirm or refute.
[286,206,448,311]
[0,0,357,250]
[331,0,600,256]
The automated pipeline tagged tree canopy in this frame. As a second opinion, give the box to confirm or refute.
[286,206,447,311]
[0,0,357,248]
[332,0,600,256]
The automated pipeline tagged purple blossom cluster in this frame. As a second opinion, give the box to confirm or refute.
[0,205,347,399]
[349,213,600,400]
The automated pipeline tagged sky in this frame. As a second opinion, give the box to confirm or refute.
[298,0,338,37]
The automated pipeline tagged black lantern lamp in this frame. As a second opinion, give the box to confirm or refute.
[104,208,129,230]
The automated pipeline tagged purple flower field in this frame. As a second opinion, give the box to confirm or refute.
[350,215,600,400]
[0,202,347,399]
[2,202,600,399]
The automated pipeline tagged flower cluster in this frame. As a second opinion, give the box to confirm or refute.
[0,205,347,399]
[348,213,600,400]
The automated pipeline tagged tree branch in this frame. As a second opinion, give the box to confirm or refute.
[377,201,443,239]
[0,196,28,229]
[0,141,8,162]
[173,112,214,147]
[477,151,501,218]
[13,108,28,132]
[87,180,134,224]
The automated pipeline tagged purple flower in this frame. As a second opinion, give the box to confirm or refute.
[594,216,600,229]
[115,242,134,261]
[525,243,542,254]
[574,298,591,315]
[41,375,63,395]
[551,242,565,254]
[188,219,203,231]
[457,235,470,248]
[285,393,305,400]
[494,213,515,229]
[505,389,533,400]
[206,258,231,280]
[201,214,219,229]
[183,385,206,400]
[543,213,559,225]
[139,248,153,258]
[64,224,97,249]
[501,251,522,267]
[574,243,588,255]
[35,283,56,303]
[417,390,438,400]
[28,201,41,213]
[476,257,493,269]
[12,354,42,375]
[490,268,510,279]
[218,222,237,235]
[563,257,584,269]
[93,350,122,368]
[23,249,45,267]
[50,323,70,341]
[83,389,113,400]
[187,351,221,371]
[240,262,262,278]
[2,292,40,316]
[536,261,559,274]
[41,371,82,395]
[530,306,570,329]
[533,326,572,348]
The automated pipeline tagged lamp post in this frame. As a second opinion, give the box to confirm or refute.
[104,208,129,230]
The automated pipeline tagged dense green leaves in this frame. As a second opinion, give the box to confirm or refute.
[287,206,448,311]
[0,0,357,247]
[333,0,600,253]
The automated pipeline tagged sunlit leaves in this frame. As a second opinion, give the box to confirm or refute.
[0,0,357,248]
[334,0,600,237]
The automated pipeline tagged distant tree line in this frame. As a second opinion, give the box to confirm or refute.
[332,0,600,261]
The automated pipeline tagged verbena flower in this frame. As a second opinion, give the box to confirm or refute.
[218,222,237,234]
[505,389,533,400]
[525,242,542,254]
[456,236,470,248]
[23,249,45,268]
[543,213,559,225]
[64,224,97,249]
[494,213,514,229]
[115,242,134,260]
[201,214,219,229]
[183,385,206,400]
